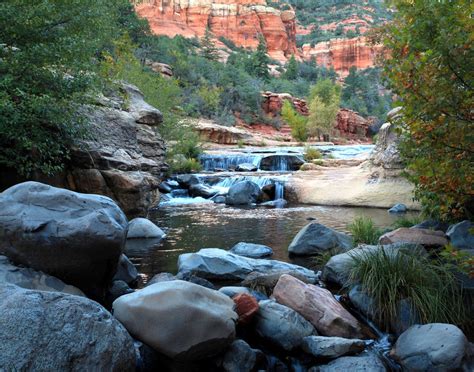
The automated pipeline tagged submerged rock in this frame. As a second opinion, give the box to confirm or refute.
[379,227,448,247]
[392,323,468,371]
[0,181,128,300]
[302,336,365,359]
[0,284,135,371]
[255,300,316,351]
[127,217,166,239]
[113,280,237,361]
[288,223,352,256]
[230,242,273,258]
[177,248,317,283]
[225,181,262,206]
[273,275,368,339]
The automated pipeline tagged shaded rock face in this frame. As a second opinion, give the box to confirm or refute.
[0,182,128,300]
[0,255,85,297]
[335,108,372,140]
[222,339,261,372]
[447,220,474,251]
[370,120,403,171]
[226,181,262,205]
[272,275,367,339]
[392,323,468,371]
[68,84,167,217]
[255,300,316,351]
[0,284,135,371]
[113,280,237,361]
[301,336,365,359]
[135,0,297,63]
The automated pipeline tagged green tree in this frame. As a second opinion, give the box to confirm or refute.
[284,55,298,80]
[306,79,341,140]
[281,100,307,142]
[200,27,220,61]
[0,0,127,176]
[251,34,270,81]
[380,0,474,220]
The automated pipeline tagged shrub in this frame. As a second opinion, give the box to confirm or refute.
[349,248,467,330]
[348,216,383,245]
[304,146,322,161]
[391,215,423,229]
[168,157,202,174]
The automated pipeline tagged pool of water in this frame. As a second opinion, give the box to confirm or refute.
[125,203,414,282]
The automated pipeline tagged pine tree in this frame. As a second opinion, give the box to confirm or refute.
[284,55,298,80]
[200,27,219,61]
[252,34,270,81]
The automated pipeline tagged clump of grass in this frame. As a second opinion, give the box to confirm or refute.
[349,248,466,331]
[312,248,342,268]
[168,157,202,174]
[236,139,245,148]
[391,215,423,229]
[304,146,322,161]
[348,216,384,245]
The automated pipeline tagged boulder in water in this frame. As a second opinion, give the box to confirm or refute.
[0,181,128,300]
[0,284,135,371]
[388,203,407,213]
[259,154,304,171]
[311,353,386,372]
[225,181,262,206]
[230,242,273,258]
[288,222,353,256]
[127,217,166,239]
[177,248,317,283]
[113,254,138,286]
[235,163,258,172]
[189,184,219,199]
[113,280,237,361]
[302,336,365,359]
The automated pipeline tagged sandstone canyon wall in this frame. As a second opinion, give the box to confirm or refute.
[134,0,297,62]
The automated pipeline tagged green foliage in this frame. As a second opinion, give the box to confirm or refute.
[348,216,383,245]
[304,146,322,161]
[283,55,298,80]
[0,0,129,176]
[200,28,220,61]
[281,100,307,142]
[307,79,341,139]
[439,244,474,279]
[251,34,271,81]
[391,215,423,229]
[168,156,202,174]
[380,0,474,221]
[349,248,467,331]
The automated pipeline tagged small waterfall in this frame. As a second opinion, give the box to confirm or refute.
[199,154,262,171]
[210,175,273,191]
[274,181,284,200]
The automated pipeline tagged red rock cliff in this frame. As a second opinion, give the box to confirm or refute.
[301,36,383,77]
[134,0,298,62]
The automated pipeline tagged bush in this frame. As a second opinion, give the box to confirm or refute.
[348,216,383,245]
[349,248,467,331]
[391,215,423,229]
[168,157,202,174]
[304,146,322,161]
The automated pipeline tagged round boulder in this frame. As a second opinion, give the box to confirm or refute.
[113,280,237,361]
[127,217,166,239]
[225,181,262,206]
[0,284,135,371]
[0,181,128,300]
[230,242,273,258]
[392,323,468,371]
[447,220,474,250]
[288,223,353,256]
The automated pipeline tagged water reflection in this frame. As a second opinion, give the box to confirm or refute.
[125,203,415,280]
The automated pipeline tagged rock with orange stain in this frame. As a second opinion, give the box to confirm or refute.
[232,292,259,324]
[134,0,297,63]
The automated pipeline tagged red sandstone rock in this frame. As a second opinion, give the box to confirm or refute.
[301,37,384,77]
[379,228,449,247]
[335,108,373,139]
[273,274,368,339]
[135,0,297,63]
[233,293,259,324]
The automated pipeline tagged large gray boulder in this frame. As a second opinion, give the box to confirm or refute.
[230,242,273,258]
[221,339,262,372]
[225,181,262,206]
[392,323,468,371]
[255,300,316,351]
[127,217,166,239]
[177,248,317,283]
[0,255,85,296]
[113,280,237,361]
[0,182,128,300]
[447,220,474,250]
[311,353,386,372]
[0,284,135,371]
[302,336,365,359]
[288,223,353,256]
